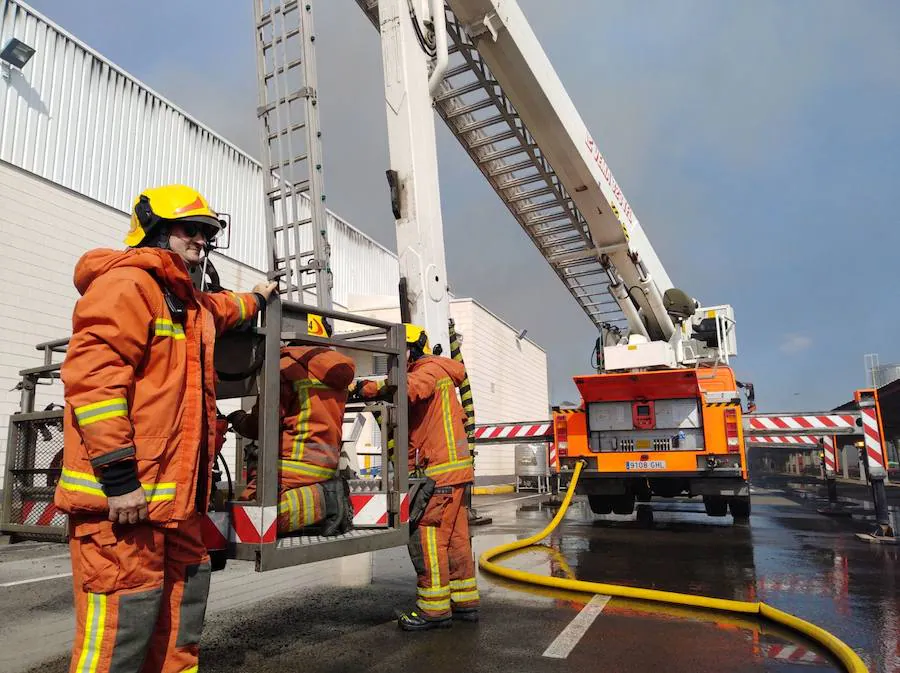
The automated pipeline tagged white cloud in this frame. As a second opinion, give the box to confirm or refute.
[780,334,813,355]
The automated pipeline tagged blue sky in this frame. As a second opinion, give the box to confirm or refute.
[25,0,900,412]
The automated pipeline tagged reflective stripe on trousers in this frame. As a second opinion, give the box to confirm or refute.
[67,514,210,673]
[408,484,479,617]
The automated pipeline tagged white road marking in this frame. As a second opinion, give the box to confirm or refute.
[542,594,611,659]
[0,572,73,588]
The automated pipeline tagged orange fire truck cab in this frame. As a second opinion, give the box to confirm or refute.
[554,366,750,521]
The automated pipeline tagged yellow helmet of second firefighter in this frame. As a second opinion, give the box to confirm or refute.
[308,313,333,338]
[405,324,431,355]
[125,184,224,247]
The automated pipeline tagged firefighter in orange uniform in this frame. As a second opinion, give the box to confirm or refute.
[358,324,480,630]
[228,314,357,534]
[55,185,277,673]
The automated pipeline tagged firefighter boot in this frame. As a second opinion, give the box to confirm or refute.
[452,607,479,622]
[397,609,453,632]
[320,476,353,536]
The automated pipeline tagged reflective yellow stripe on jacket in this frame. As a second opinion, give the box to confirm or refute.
[58,468,176,502]
[290,378,332,461]
[154,318,185,340]
[424,457,474,479]
[74,398,128,427]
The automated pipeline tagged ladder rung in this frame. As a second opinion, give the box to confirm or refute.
[264,58,304,81]
[436,79,493,102]
[507,185,555,204]
[490,159,537,179]
[455,113,507,135]
[267,182,311,199]
[497,172,545,190]
[270,152,309,171]
[527,211,573,227]
[257,1,300,29]
[444,62,476,79]
[446,97,495,119]
[567,280,610,290]
[478,144,532,164]
[260,89,306,115]
[260,27,302,51]
[549,248,595,263]
[268,121,307,142]
[532,223,576,238]
[516,199,563,216]
[540,235,582,248]
[276,253,318,267]
[273,219,314,234]
[468,128,518,150]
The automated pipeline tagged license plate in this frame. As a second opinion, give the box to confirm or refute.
[625,460,667,470]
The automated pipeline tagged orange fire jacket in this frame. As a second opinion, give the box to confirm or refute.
[55,248,260,529]
[362,356,473,487]
[233,346,356,484]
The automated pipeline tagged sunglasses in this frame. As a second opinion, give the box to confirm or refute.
[177,221,220,242]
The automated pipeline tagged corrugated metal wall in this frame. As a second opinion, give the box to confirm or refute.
[0,160,269,490]
[0,0,398,305]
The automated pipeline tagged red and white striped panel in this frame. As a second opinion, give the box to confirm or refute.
[201,511,230,551]
[473,422,553,442]
[19,500,67,528]
[745,414,857,433]
[822,435,837,473]
[860,406,887,471]
[351,492,410,527]
[761,644,826,666]
[231,504,278,544]
[548,443,559,473]
[746,435,820,446]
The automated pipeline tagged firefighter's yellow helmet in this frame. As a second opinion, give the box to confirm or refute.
[125,184,224,247]
[405,324,431,355]
[308,313,332,338]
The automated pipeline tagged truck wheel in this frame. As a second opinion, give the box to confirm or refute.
[729,496,751,523]
[636,505,654,527]
[703,495,728,517]
[588,495,613,515]
[612,494,635,515]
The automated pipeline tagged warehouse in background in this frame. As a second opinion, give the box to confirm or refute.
[0,0,549,492]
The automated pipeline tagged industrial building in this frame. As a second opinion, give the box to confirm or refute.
[0,0,549,491]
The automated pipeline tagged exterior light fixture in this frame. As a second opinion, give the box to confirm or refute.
[1,37,35,79]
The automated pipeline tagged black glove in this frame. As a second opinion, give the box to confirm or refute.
[227,410,247,428]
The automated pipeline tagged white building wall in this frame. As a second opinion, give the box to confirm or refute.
[0,161,268,488]
[0,0,399,307]
[347,296,550,481]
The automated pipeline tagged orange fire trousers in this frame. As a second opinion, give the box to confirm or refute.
[67,513,210,673]
[241,469,326,534]
[408,484,480,618]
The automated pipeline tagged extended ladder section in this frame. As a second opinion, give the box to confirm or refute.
[255,0,333,306]
[356,0,620,330]
[356,0,677,337]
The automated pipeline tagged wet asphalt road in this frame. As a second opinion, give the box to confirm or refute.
[2,473,898,673]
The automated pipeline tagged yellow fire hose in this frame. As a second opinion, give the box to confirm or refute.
[478,461,867,673]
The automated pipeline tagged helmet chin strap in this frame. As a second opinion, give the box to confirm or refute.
[199,242,213,292]
[137,223,171,250]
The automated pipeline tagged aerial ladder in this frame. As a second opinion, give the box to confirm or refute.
[357,0,747,523]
